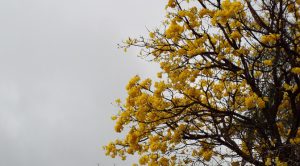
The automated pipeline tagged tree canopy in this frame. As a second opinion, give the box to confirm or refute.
[104,0,300,165]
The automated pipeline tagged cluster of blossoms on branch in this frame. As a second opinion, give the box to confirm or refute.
[105,0,300,165]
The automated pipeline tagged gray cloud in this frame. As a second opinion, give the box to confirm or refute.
[0,0,163,165]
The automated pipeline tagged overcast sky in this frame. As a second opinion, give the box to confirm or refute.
[0,0,164,165]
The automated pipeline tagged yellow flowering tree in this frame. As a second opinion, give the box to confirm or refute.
[105,0,300,165]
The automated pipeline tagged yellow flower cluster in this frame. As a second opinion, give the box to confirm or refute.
[263,59,273,66]
[244,93,265,109]
[202,150,213,161]
[290,136,300,144]
[154,81,167,97]
[241,142,250,155]
[260,34,280,44]
[265,157,289,166]
[149,32,155,38]
[283,83,298,92]
[198,8,213,18]
[165,21,184,40]
[139,155,149,165]
[291,67,300,74]
[126,75,140,90]
[230,31,242,40]
[178,7,201,28]
[265,157,272,165]
[105,142,117,157]
[106,0,300,165]
[211,0,244,25]
[167,0,176,8]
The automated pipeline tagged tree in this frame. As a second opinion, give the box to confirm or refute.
[104,0,300,165]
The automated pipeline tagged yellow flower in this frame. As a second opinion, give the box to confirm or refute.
[291,67,300,74]
[165,21,184,39]
[290,137,300,144]
[111,115,117,120]
[139,155,149,165]
[231,31,242,40]
[260,35,269,44]
[158,157,169,166]
[167,0,176,8]
[114,122,123,132]
[157,72,162,78]
[257,97,266,109]
[275,157,288,166]
[115,98,121,104]
[202,150,213,161]
[265,158,272,166]
[126,75,140,90]
[149,32,155,38]
[245,96,255,109]
[263,60,273,66]
[260,34,280,44]
[199,8,210,17]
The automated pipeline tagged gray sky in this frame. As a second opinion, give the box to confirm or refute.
[0,0,164,165]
